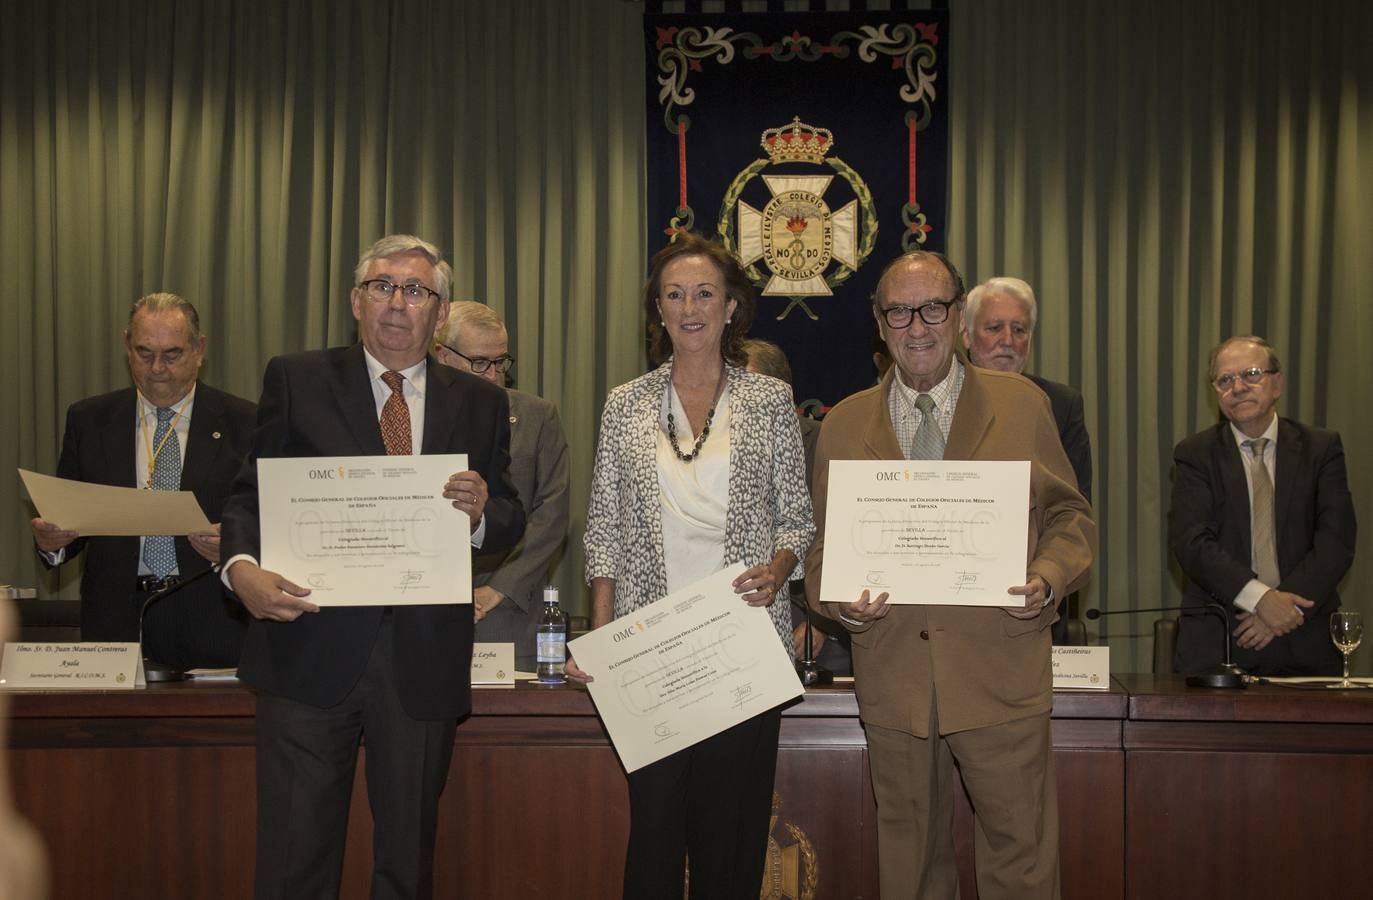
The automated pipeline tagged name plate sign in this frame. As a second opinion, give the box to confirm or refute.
[0,642,145,689]
[1051,645,1110,691]
[470,643,515,685]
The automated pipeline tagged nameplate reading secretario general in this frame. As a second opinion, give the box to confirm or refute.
[570,567,804,773]
[820,460,1030,607]
[1051,646,1110,690]
[471,643,515,685]
[0,642,145,690]
[258,455,471,606]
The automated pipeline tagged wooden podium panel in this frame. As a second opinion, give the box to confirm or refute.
[6,681,1126,899]
[1119,674,1373,900]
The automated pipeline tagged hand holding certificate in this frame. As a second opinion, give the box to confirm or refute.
[252,454,472,607]
[568,567,803,772]
[819,460,1031,608]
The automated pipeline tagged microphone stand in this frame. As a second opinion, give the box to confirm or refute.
[138,565,218,683]
[1086,602,1247,689]
[792,587,833,686]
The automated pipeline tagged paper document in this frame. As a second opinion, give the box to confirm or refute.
[258,455,471,606]
[19,469,212,536]
[819,460,1030,606]
[569,567,803,772]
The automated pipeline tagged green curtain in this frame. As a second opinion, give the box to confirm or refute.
[3,0,1369,672]
[946,0,1372,672]
[0,0,648,612]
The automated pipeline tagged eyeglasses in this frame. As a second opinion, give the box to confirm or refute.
[1212,367,1278,392]
[359,279,441,307]
[441,345,515,375]
[877,298,959,329]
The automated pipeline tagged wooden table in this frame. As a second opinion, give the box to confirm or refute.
[1118,674,1373,900]
[15,677,1363,899]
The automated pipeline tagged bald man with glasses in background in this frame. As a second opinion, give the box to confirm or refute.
[435,301,570,672]
[1169,335,1356,676]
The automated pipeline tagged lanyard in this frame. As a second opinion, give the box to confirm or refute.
[140,400,187,489]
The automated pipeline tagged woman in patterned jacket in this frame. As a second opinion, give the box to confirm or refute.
[567,233,814,900]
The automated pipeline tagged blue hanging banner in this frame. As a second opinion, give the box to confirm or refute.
[644,7,951,414]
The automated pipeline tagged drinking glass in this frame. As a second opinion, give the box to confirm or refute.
[1329,611,1363,689]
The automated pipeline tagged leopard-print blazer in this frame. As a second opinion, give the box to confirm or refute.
[583,361,815,654]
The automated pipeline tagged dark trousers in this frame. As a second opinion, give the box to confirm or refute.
[141,582,247,670]
[623,706,782,900]
[252,617,457,900]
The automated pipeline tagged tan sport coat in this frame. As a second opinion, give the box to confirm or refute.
[805,362,1095,737]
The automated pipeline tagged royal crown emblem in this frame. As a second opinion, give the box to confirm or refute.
[720,118,876,318]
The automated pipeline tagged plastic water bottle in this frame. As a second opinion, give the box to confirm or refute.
[536,586,567,684]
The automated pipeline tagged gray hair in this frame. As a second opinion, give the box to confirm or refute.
[126,292,201,342]
[436,300,506,348]
[966,276,1038,332]
[353,234,453,301]
[741,339,793,385]
[1208,335,1282,382]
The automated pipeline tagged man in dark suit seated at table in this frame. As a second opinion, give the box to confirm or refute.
[961,276,1093,645]
[30,292,254,669]
[1169,335,1356,676]
[434,301,569,672]
[221,234,524,899]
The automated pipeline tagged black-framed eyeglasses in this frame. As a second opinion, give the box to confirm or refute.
[877,298,959,329]
[359,279,441,307]
[441,344,515,375]
[1212,367,1278,392]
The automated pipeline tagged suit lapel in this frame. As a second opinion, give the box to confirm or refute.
[1273,418,1301,559]
[105,389,139,488]
[862,369,905,460]
[331,344,387,455]
[179,384,221,492]
[423,356,462,455]
[946,363,992,461]
[1216,424,1252,549]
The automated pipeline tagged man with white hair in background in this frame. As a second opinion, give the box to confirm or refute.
[961,276,1092,503]
[435,301,570,672]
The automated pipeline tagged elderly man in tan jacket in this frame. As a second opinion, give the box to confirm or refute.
[806,250,1095,900]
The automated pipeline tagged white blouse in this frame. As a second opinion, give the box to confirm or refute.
[657,381,731,593]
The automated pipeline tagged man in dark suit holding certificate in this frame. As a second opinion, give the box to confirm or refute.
[31,293,254,669]
[221,234,524,899]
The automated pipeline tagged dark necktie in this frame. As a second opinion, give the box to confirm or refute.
[142,406,181,577]
[380,370,412,456]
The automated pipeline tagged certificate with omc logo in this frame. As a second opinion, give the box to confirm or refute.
[569,567,804,772]
[258,454,471,606]
[819,460,1030,607]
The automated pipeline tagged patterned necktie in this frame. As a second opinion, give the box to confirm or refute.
[142,406,181,578]
[912,393,945,460]
[1244,437,1280,586]
[380,370,412,456]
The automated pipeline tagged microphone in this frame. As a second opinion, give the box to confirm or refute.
[792,588,833,686]
[1086,602,1247,689]
[138,565,219,683]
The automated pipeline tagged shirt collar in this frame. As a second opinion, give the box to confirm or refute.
[1229,414,1278,450]
[136,384,196,419]
[892,357,963,413]
[363,348,428,397]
